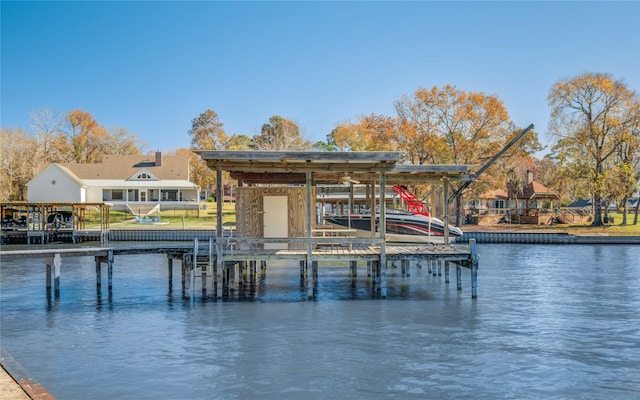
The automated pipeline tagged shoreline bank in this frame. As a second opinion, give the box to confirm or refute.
[456,230,640,244]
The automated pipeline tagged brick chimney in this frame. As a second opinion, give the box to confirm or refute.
[155,151,162,167]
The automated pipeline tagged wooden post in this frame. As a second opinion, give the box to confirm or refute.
[470,239,478,298]
[442,177,450,245]
[53,253,61,296]
[189,254,196,302]
[306,171,314,299]
[107,250,113,291]
[181,255,187,295]
[168,256,173,291]
[379,171,387,298]
[456,264,462,291]
[445,261,450,284]
[96,259,101,291]
[216,166,224,300]
[209,238,215,293]
[46,262,52,295]
[350,260,357,278]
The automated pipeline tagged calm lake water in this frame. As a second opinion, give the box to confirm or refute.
[1,243,639,399]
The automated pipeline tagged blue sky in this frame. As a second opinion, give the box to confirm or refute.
[2,1,639,156]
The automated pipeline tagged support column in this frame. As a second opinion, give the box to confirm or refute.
[209,238,216,293]
[46,263,52,294]
[52,253,61,296]
[350,260,357,278]
[168,256,174,291]
[442,177,450,245]
[189,257,196,302]
[305,171,314,299]
[96,258,102,291]
[456,264,462,291]
[445,261,450,284]
[181,255,187,294]
[470,239,478,298]
[107,250,113,291]
[379,171,387,298]
[216,166,224,299]
[300,260,306,282]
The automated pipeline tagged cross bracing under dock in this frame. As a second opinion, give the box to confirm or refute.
[0,239,478,301]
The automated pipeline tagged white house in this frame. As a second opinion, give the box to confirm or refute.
[27,152,199,214]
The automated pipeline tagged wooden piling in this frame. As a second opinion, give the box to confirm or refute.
[445,261,450,284]
[167,257,173,291]
[470,239,478,298]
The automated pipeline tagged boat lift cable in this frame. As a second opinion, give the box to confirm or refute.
[448,123,535,204]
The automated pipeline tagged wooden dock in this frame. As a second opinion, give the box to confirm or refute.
[0,239,479,301]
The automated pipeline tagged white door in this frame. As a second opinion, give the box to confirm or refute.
[263,196,288,249]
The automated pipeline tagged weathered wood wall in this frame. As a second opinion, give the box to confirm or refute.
[236,187,311,238]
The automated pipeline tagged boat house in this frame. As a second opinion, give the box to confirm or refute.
[198,150,479,298]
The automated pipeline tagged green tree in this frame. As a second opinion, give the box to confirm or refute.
[225,134,253,150]
[252,115,312,150]
[548,72,638,226]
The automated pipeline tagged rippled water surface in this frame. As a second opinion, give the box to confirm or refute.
[1,244,639,399]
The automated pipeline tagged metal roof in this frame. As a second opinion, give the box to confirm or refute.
[83,179,198,188]
[197,150,474,185]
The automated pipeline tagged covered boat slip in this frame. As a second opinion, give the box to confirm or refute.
[0,202,110,244]
[198,150,479,298]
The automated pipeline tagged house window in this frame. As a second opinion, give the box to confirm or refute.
[161,189,178,201]
[128,189,139,201]
[148,189,159,202]
[136,173,151,179]
[112,190,124,200]
[495,200,505,209]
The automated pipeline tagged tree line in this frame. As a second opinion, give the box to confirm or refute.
[2,72,638,226]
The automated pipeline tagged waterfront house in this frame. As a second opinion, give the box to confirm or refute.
[465,171,559,224]
[27,152,199,215]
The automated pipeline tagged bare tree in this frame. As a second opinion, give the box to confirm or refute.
[549,73,638,226]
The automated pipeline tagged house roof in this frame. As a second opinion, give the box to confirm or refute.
[479,189,508,199]
[57,154,189,180]
[505,180,559,200]
[523,181,559,200]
